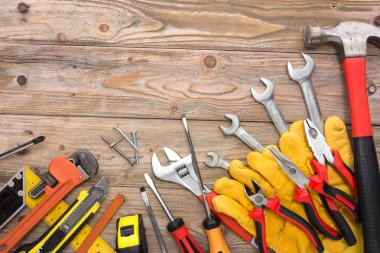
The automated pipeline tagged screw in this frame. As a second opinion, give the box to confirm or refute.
[113,125,139,152]
[368,84,377,95]
[17,75,27,85]
[18,2,29,13]
[101,135,135,165]
[131,131,139,164]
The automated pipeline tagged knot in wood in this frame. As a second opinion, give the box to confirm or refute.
[17,75,28,85]
[56,32,67,42]
[18,2,29,13]
[99,23,109,33]
[204,55,217,68]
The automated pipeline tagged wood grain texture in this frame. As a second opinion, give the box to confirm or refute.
[0,114,379,252]
[0,0,379,54]
[0,43,379,124]
[0,1,380,252]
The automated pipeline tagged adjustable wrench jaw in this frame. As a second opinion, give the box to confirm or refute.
[152,149,211,197]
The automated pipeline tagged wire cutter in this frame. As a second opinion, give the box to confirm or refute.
[269,147,359,223]
[304,119,357,245]
[244,180,324,253]
[304,119,356,195]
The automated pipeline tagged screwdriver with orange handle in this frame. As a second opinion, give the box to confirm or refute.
[181,114,230,253]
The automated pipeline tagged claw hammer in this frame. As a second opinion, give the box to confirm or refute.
[304,21,380,253]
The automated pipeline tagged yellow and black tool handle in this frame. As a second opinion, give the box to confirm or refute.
[15,190,100,253]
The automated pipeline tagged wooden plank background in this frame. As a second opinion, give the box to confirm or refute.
[0,1,379,252]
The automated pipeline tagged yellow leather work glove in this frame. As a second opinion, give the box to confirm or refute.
[212,116,362,253]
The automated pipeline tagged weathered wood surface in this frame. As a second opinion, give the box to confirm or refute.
[0,43,379,124]
[0,115,379,252]
[0,0,380,252]
[0,0,380,54]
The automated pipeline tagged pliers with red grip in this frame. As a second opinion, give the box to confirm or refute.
[269,147,359,237]
[304,119,358,245]
[244,180,324,253]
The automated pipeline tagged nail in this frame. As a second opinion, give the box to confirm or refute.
[113,125,139,151]
[131,131,139,164]
[110,137,124,148]
[101,135,135,165]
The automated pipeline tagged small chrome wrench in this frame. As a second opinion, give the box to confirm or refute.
[287,53,324,134]
[204,152,230,171]
[251,78,288,135]
[219,114,264,152]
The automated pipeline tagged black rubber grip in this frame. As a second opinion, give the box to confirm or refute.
[303,200,340,240]
[322,182,359,222]
[321,196,356,246]
[278,206,324,253]
[254,220,266,253]
[353,137,380,253]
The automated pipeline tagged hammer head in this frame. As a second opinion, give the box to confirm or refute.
[304,21,380,58]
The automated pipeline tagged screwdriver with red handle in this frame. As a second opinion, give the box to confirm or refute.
[144,173,204,253]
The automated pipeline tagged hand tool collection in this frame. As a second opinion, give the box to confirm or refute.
[0,20,378,253]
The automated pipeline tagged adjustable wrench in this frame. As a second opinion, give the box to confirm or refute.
[151,147,257,247]
[287,53,324,134]
[219,114,264,152]
[251,78,288,135]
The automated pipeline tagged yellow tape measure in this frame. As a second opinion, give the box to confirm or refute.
[25,167,114,253]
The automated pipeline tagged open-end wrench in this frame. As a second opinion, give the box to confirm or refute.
[251,78,287,135]
[219,114,264,152]
[287,53,324,134]
[152,147,257,247]
[204,152,230,171]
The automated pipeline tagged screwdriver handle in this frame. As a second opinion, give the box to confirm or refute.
[167,218,203,253]
[203,216,230,253]
[197,193,256,246]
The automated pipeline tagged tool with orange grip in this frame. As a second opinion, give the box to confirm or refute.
[0,150,98,253]
[144,173,203,253]
[152,147,257,247]
[181,114,230,253]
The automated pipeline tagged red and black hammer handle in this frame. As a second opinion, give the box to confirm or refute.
[343,57,380,253]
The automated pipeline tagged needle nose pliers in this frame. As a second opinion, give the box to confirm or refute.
[244,180,324,253]
[269,147,359,223]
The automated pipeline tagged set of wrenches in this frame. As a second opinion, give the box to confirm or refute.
[220,53,321,150]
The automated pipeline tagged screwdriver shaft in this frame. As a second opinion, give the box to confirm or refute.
[144,173,174,221]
